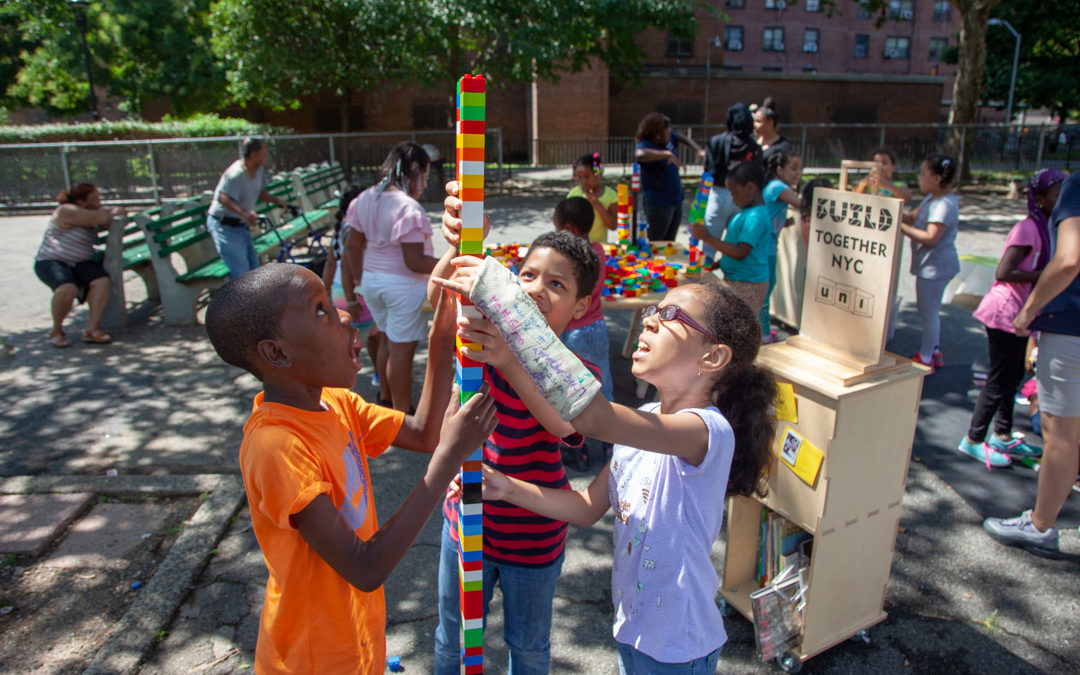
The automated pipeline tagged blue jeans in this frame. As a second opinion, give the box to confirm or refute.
[433,517,565,675]
[702,187,739,263]
[206,214,259,279]
[561,319,613,401]
[616,642,721,675]
[759,254,778,338]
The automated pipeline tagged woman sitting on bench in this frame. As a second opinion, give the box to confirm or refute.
[33,183,126,348]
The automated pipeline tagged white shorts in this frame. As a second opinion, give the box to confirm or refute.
[1036,332,1080,417]
[359,270,429,343]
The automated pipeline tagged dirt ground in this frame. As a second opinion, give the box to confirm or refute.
[0,496,201,674]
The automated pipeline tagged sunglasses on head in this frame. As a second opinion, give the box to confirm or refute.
[642,304,719,343]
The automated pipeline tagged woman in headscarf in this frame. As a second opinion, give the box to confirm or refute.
[957,169,1067,467]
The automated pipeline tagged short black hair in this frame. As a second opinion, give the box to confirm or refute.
[553,196,594,237]
[205,264,304,380]
[925,153,957,187]
[242,137,264,159]
[523,230,600,300]
[869,147,897,165]
[727,161,766,189]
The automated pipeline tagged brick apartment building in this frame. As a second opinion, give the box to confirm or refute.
[148,1,966,163]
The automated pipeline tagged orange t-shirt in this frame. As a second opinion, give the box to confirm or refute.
[239,388,404,674]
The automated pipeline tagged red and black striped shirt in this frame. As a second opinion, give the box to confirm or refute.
[443,359,598,567]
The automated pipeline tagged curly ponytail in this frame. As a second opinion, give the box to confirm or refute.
[696,282,777,498]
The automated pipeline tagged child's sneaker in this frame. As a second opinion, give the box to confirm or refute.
[983,509,1059,558]
[986,435,1042,458]
[932,347,944,369]
[371,372,380,387]
[957,437,1012,469]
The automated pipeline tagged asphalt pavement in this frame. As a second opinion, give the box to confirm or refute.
[1,172,1077,674]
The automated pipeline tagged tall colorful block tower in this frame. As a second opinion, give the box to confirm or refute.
[455,73,486,675]
[686,170,712,276]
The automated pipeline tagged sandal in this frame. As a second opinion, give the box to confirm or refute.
[81,329,113,344]
[49,330,70,349]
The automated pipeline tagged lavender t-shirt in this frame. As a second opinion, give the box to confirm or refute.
[608,403,733,663]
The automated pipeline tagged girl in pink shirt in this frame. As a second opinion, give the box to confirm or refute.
[958,169,1066,467]
[344,143,437,412]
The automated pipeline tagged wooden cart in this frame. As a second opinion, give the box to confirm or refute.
[718,177,928,672]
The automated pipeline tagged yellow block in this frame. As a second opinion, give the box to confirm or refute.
[460,174,485,189]
[461,133,485,149]
[460,534,483,551]
[456,335,483,352]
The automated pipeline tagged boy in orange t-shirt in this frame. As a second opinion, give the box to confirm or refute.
[206,263,496,674]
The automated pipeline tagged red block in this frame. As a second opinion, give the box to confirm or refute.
[464,646,484,657]
[465,665,484,674]
[460,74,486,92]
[460,147,485,162]
[461,557,482,572]
[462,588,483,618]
[459,120,485,135]
[459,187,484,201]
[458,350,484,369]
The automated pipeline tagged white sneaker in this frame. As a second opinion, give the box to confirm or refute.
[983,509,1059,558]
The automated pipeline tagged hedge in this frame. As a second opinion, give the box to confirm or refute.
[0,113,291,144]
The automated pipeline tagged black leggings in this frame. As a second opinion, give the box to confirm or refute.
[967,327,1028,441]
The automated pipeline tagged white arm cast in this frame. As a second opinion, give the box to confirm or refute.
[468,256,600,421]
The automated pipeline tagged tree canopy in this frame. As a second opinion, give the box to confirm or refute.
[983,3,1080,120]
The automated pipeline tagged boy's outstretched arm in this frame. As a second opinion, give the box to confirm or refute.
[394,287,457,452]
[483,463,612,528]
[294,385,497,592]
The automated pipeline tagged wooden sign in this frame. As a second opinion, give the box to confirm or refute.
[791,186,903,370]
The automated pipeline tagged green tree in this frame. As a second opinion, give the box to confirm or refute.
[3,0,226,118]
[983,3,1080,121]
[209,0,705,131]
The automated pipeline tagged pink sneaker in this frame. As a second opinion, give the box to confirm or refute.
[932,347,944,369]
[912,352,935,371]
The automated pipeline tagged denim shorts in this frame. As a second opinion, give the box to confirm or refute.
[34,258,108,303]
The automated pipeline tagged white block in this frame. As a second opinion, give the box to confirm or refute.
[458,160,486,176]
[460,202,485,229]
[460,502,483,517]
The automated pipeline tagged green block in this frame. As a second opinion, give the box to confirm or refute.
[459,239,484,255]
[462,579,483,592]
[460,105,486,121]
[463,627,484,648]
[460,389,478,404]
[461,91,486,108]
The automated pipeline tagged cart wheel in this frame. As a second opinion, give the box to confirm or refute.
[849,629,871,645]
[716,597,733,617]
[776,651,802,673]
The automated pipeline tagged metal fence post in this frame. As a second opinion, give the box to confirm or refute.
[61,145,71,189]
[1036,125,1046,168]
[146,141,161,204]
[329,136,335,165]
[800,126,807,161]
[878,127,886,148]
[496,126,504,194]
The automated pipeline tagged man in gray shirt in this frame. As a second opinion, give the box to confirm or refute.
[206,138,289,278]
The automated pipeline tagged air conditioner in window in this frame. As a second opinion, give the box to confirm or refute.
[777,0,787,9]
[884,48,903,58]
[774,42,785,51]
[803,43,818,53]
[727,40,743,50]
[900,9,913,19]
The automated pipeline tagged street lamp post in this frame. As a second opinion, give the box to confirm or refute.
[987,18,1020,127]
[703,35,722,136]
[69,0,99,121]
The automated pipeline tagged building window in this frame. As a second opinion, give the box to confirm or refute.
[928,37,947,62]
[666,34,692,57]
[724,26,744,51]
[857,1,872,19]
[884,36,911,59]
[888,0,914,20]
[803,29,819,53]
[725,0,745,7]
[763,27,785,52]
[764,0,787,9]
[805,0,820,11]
[932,1,951,21]
[315,105,364,132]
[853,34,869,59]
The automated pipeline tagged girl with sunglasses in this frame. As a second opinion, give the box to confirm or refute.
[445,265,776,672]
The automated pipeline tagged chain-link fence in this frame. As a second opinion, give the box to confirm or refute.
[533,123,1080,175]
[0,129,504,210]
[3,123,1077,209]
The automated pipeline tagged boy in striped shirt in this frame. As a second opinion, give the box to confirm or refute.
[431,226,601,674]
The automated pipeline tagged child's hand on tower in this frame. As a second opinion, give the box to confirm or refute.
[430,255,485,297]
[433,383,497,469]
[480,464,513,502]
[441,180,491,247]
[455,315,514,371]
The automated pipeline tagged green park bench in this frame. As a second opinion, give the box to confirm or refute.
[136,178,332,324]
[293,161,348,213]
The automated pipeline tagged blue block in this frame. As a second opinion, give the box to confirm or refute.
[461,470,482,483]
[461,521,483,537]
[467,448,483,462]
[464,655,484,666]
[461,547,483,562]
[461,513,483,527]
